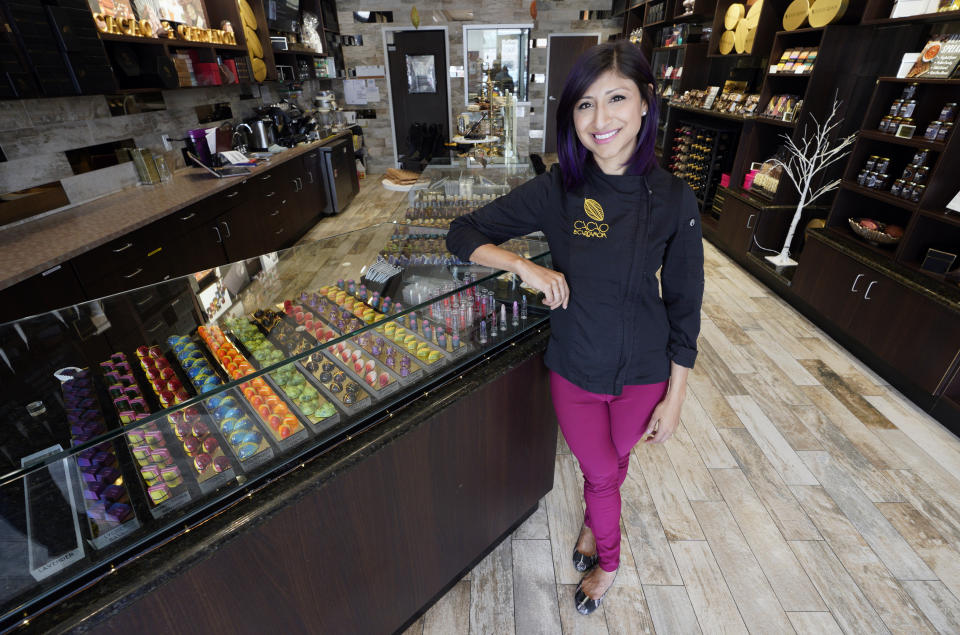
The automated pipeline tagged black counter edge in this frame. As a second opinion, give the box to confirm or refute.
[16,328,550,635]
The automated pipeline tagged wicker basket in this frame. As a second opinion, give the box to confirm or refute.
[848,218,902,246]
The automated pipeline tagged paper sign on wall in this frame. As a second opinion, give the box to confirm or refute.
[344,79,367,104]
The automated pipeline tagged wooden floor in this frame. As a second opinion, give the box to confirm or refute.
[302,173,960,635]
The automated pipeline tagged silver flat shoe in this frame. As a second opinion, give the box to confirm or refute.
[574,570,617,616]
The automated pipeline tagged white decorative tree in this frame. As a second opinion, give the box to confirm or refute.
[765,98,857,267]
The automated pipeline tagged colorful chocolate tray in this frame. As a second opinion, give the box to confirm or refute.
[348,330,425,386]
[267,364,341,434]
[299,351,373,414]
[242,310,404,399]
[202,390,276,473]
[197,325,309,451]
[62,369,140,549]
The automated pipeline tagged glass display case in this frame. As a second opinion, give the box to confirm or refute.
[0,221,551,627]
[405,156,535,221]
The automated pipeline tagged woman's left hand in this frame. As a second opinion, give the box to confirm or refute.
[644,393,683,444]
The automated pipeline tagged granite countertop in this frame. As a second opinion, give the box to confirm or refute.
[810,229,960,315]
[23,327,550,634]
[0,131,352,293]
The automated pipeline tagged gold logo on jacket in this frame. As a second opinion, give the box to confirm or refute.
[574,198,609,239]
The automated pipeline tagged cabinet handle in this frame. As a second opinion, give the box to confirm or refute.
[145,320,164,333]
[180,212,196,221]
[123,267,143,279]
[226,191,240,198]
[42,265,62,276]
[851,273,863,292]
[213,226,222,244]
[270,209,280,217]
[265,191,276,198]
[136,294,154,306]
[221,221,231,238]
[112,242,133,253]
[307,171,313,184]
[260,174,272,181]
[864,281,877,300]
[171,298,181,307]
[746,214,756,229]
[275,227,284,235]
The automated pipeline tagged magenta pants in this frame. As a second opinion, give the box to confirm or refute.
[550,371,669,572]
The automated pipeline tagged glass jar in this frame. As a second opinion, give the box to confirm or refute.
[875,173,890,190]
[889,100,903,117]
[875,156,891,173]
[901,164,916,181]
[879,116,893,133]
[902,82,919,100]
[910,184,925,203]
[866,171,880,189]
[864,155,879,171]
[937,122,953,142]
[890,179,905,197]
[940,102,957,122]
[900,182,914,200]
[924,121,941,140]
[857,169,870,186]
[899,99,917,118]
[911,149,930,166]
[912,166,930,185]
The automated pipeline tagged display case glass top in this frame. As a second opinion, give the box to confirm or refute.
[0,219,550,626]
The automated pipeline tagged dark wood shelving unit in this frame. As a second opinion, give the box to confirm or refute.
[858,129,948,151]
[839,180,920,211]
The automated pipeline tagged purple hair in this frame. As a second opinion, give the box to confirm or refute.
[556,41,659,191]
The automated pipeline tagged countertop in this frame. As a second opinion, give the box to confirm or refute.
[0,131,352,293]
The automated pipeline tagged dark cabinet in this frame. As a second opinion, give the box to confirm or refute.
[0,262,86,324]
[794,236,960,394]
[71,224,177,298]
[716,194,759,255]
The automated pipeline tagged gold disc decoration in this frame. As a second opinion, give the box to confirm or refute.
[734,19,749,53]
[745,27,757,52]
[244,24,262,58]
[808,0,848,27]
[745,0,764,28]
[783,0,810,30]
[724,3,745,29]
[251,57,267,82]
[719,29,736,54]
[238,0,257,30]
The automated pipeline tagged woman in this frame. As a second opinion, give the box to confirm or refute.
[446,41,704,615]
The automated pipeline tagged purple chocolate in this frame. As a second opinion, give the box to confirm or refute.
[102,485,126,503]
[84,482,107,500]
[213,455,231,473]
[106,503,133,522]
[97,466,121,483]
[86,501,107,521]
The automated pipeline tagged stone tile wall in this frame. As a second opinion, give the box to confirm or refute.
[333,1,621,173]
[0,80,329,207]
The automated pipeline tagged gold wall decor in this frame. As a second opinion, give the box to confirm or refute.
[808,0,848,27]
[93,13,236,45]
[783,0,810,30]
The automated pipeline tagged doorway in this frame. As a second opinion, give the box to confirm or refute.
[383,27,451,168]
[543,34,601,153]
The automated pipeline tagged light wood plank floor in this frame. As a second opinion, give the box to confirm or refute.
[301,173,960,635]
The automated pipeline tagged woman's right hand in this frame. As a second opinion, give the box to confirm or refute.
[515,259,570,310]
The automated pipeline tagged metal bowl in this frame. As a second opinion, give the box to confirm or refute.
[848,218,902,246]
